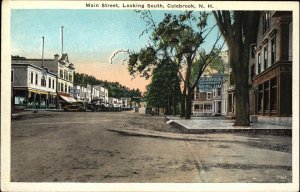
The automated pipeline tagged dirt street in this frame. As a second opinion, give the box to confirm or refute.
[11,111,292,182]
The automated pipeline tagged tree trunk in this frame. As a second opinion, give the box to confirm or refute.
[172,93,176,116]
[185,85,192,119]
[185,58,192,119]
[230,42,250,126]
[180,87,186,117]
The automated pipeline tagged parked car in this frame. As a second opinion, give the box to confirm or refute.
[63,102,86,112]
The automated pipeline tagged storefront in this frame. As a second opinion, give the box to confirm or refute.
[13,88,57,110]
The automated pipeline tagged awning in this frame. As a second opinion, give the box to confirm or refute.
[59,95,77,103]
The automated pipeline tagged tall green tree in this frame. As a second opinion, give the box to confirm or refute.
[144,57,181,115]
[128,11,223,119]
[213,11,260,126]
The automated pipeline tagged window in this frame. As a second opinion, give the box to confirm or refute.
[271,37,276,64]
[41,76,46,87]
[258,84,263,113]
[217,88,221,96]
[194,105,200,110]
[35,74,38,85]
[52,79,55,89]
[60,69,63,78]
[64,70,68,80]
[257,53,261,73]
[195,93,199,100]
[57,82,60,91]
[61,83,64,92]
[263,46,268,70]
[207,92,211,100]
[263,81,270,112]
[270,78,277,112]
[69,73,73,82]
[31,72,34,84]
[11,70,14,82]
[251,64,255,78]
[65,84,67,93]
[48,78,51,88]
[262,12,271,34]
[68,86,71,93]
[250,44,256,58]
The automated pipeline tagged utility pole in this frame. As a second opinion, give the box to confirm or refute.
[61,26,64,55]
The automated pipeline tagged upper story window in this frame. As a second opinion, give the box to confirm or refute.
[11,70,14,82]
[65,84,67,93]
[61,83,64,92]
[69,73,73,82]
[31,72,34,84]
[59,69,63,78]
[263,45,268,70]
[271,37,276,65]
[217,88,221,96]
[35,74,38,85]
[52,79,55,89]
[64,70,68,80]
[262,12,271,34]
[207,92,212,100]
[257,52,261,74]
[41,76,46,87]
[250,44,256,58]
[48,78,51,88]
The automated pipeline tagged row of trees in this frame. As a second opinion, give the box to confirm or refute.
[73,73,142,99]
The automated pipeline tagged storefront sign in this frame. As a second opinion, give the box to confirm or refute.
[198,74,224,91]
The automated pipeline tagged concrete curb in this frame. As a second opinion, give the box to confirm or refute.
[165,116,292,136]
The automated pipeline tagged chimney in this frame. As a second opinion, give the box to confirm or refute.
[54,54,59,62]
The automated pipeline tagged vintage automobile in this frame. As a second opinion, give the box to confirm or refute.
[63,102,86,112]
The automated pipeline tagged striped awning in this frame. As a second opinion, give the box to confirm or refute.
[59,95,77,103]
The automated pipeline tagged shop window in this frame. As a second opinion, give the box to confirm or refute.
[258,84,263,113]
[263,81,270,112]
[270,78,277,112]
[271,37,276,64]
[204,104,212,110]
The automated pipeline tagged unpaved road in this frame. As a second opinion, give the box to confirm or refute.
[11,111,292,182]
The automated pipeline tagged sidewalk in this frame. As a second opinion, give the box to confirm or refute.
[166,116,292,135]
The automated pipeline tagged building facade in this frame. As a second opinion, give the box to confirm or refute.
[252,11,292,117]
[12,61,57,110]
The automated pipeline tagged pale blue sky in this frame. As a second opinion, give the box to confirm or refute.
[11,9,224,91]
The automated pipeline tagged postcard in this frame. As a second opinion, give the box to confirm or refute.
[1,1,299,192]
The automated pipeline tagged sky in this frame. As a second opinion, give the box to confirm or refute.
[11,9,223,93]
